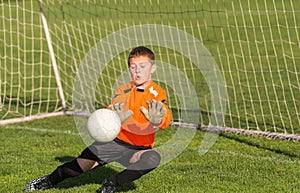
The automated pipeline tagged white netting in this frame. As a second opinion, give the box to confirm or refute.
[0,0,299,139]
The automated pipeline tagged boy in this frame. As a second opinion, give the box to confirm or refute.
[25,46,172,193]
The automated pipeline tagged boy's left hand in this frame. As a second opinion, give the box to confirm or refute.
[110,103,133,123]
[140,100,166,126]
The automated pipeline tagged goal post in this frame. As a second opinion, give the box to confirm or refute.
[0,0,64,123]
[38,0,67,113]
[0,0,299,140]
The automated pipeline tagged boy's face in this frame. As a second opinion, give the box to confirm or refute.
[129,55,156,87]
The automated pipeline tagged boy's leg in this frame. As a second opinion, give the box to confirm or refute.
[48,158,92,185]
[99,150,161,192]
[24,158,86,192]
[49,146,103,184]
[25,146,104,192]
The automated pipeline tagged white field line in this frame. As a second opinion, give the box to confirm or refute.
[3,125,79,135]
[3,125,299,164]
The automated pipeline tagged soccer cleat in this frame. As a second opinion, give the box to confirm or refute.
[24,175,53,192]
[97,179,116,193]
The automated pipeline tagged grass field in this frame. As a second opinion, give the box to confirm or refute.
[1,1,300,192]
[1,116,300,193]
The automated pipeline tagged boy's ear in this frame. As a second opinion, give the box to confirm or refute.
[151,63,157,73]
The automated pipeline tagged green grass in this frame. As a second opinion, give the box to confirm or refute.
[1,116,300,193]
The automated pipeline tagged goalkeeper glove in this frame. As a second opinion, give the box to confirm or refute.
[110,103,133,123]
[140,100,167,126]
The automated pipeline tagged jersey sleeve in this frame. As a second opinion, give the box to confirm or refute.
[154,88,172,129]
[111,83,132,105]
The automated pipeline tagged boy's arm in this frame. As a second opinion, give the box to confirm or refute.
[109,84,133,123]
[158,102,172,129]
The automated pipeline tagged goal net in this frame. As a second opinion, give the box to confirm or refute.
[0,0,299,140]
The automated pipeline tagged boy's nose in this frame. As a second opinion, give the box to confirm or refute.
[135,66,141,73]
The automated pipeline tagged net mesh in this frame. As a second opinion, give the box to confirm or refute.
[0,0,299,136]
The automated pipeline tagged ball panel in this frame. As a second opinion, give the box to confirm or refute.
[87,109,121,142]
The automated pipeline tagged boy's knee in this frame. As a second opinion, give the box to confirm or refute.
[140,150,161,169]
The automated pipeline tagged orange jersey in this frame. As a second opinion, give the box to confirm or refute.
[111,81,172,148]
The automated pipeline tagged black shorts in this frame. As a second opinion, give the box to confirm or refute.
[78,138,152,167]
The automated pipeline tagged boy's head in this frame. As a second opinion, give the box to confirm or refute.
[128,46,156,87]
[127,46,155,67]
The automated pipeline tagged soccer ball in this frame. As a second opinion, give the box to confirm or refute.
[86,109,121,142]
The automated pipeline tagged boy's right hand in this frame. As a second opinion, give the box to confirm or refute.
[110,103,133,123]
[140,100,166,126]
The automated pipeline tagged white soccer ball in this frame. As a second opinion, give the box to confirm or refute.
[86,109,121,142]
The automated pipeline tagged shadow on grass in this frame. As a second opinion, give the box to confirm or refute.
[221,133,300,158]
[53,156,136,192]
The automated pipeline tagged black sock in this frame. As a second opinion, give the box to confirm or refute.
[49,159,83,185]
[108,151,161,186]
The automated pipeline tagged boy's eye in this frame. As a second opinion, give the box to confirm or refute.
[139,62,151,67]
[129,62,150,70]
[129,65,136,70]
